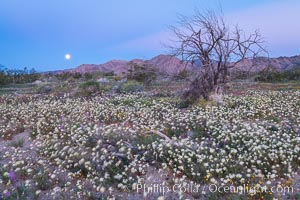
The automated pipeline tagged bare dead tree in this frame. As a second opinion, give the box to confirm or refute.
[169,9,267,101]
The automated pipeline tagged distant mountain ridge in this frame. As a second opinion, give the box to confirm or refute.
[235,55,300,72]
[56,54,300,75]
[56,54,193,76]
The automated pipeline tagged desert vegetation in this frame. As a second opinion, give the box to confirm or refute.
[254,68,300,83]
[169,10,266,102]
[1,6,300,200]
[0,67,39,85]
[0,83,300,199]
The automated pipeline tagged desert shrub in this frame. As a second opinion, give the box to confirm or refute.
[1,125,25,140]
[99,84,112,93]
[127,62,158,85]
[78,80,100,96]
[33,168,52,190]
[133,134,160,146]
[182,76,211,102]
[110,84,121,93]
[85,135,98,148]
[83,73,93,81]
[0,67,39,85]
[55,72,73,81]
[37,85,52,94]
[120,81,144,93]
[10,138,25,148]
[103,71,115,76]
[232,70,257,80]
[72,72,82,79]
[194,98,217,108]
[254,71,281,82]
[174,68,190,80]
[176,100,190,109]
[254,68,300,82]
[113,76,122,81]
[0,183,31,200]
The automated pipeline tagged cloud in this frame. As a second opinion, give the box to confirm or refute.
[115,30,174,55]
[117,1,300,58]
[226,0,300,56]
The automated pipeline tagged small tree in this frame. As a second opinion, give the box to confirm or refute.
[169,9,267,101]
[127,62,158,85]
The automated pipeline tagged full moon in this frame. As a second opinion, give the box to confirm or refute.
[65,54,71,60]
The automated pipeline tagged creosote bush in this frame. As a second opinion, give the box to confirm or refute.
[120,80,144,93]
[254,68,300,82]
[78,80,100,96]
[127,62,158,85]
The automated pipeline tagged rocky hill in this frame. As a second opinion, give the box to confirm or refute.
[235,55,300,72]
[59,54,300,75]
[57,55,193,76]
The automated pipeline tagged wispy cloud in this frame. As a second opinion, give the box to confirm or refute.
[226,0,300,56]
[116,31,172,52]
[117,0,300,58]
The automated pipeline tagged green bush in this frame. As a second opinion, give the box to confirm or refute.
[120,81,144,93]
[103,71,115,76]
[99,84,112,93]
[37,85,52,94]
[33,168,52,190]
[176,100,190,109]
[0,67,39,85]
[83,73,93,81]
[127,62,158,85]
[78,80,100,96]
[174,68,190,79]
[113,76,122,81]
[255,69,300,82]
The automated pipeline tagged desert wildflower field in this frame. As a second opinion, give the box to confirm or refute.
[0,89,300,199]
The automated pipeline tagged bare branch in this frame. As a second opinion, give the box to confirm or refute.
[168,9,267,101]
